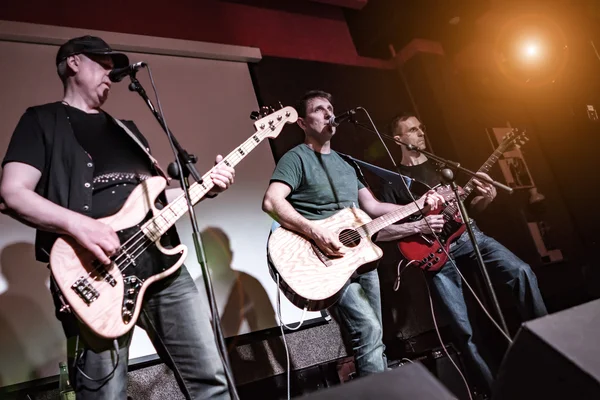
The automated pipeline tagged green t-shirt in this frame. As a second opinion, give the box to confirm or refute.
[270,144,365,220]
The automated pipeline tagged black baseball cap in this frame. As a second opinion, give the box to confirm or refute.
[56,35,129,68]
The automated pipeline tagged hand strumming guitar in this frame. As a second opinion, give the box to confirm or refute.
[66,214,120,265]
[421,190,446,212]
[413,214,446,234]
[308,224,347,257]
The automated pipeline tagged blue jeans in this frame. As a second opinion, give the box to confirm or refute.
[52,266,229,400]
[328,270,387,376]
[430,225,548,391]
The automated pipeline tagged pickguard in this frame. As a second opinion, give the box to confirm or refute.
[115,212,183,324]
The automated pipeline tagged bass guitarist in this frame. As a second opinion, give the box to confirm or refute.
[376,113,548,395]
[0,36,235,399]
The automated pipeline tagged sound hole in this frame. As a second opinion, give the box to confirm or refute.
[339,229,361,248]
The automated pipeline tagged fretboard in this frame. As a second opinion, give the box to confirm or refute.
[443,146,503,218]
[356,197,427,238]
[141,132,265,241]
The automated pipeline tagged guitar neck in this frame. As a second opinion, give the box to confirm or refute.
[358,198,427,238]
[459,146,504,199]
[141,132,266,241]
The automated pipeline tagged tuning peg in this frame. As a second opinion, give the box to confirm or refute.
[249,111,260,120]
[260,106,271,116]
[278,101,284,109]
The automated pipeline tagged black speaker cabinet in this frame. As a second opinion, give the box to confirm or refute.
[494,299,600,400]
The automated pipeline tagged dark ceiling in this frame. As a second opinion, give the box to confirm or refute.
[344,0,600,98]
[344,0,491,59]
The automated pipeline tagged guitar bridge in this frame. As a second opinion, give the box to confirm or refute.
[311,243,333,267]
[71,277,99,305]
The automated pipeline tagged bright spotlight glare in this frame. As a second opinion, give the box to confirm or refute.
[526,44,538,56]
[522,41,541,60]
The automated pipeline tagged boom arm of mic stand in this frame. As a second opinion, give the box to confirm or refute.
[126,72,239,399]
[352,120,512,192]
[402,143,513,194]
[128,74,202,183]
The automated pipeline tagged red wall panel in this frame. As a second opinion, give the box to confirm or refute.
[0,0,392,68]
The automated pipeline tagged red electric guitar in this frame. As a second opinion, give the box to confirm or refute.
[397,129,528,272]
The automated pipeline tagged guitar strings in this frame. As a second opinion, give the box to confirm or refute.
[121,151,432,271]
[336,151,506,246]
[112,122,269,257]
[112,117,290,272]
[337,198,427,245]
[76,118,288,286]
[336,202,422,244]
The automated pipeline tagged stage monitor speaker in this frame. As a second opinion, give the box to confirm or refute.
[493,299,600,400]
[300,362,455,399]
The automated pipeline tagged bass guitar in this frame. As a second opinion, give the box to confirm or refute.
[50,106,297,338]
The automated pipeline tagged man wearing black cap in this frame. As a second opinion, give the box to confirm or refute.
[0,36,234,399]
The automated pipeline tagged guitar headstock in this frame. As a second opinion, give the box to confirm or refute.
[498,128,528,153]
[252,104,298,139]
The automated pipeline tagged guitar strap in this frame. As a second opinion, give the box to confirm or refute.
[111,117,170,182]
[336,152,414,189]
[49,269,73,315]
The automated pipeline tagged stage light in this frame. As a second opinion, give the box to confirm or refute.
[494,14,569,88]
[523,42,540,58]
[519,40,545,66]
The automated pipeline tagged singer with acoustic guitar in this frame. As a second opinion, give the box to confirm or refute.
[262,90,444,378]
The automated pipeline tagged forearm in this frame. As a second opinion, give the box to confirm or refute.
[377,222,420,242]
[263,197,316,237]
[469,195,491,215]
[358,188,423,219]
[1,189,80,234]
[364,201,406,219]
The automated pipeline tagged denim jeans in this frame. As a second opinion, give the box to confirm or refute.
[328,270,387,376]
[429,224,548,391]
[52,265,229,400]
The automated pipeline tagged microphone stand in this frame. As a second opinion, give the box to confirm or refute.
[350,117,512,339]
[127,71,239,399]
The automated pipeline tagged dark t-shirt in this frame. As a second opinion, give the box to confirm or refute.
[379,159,442,206]
[3,104,153,218]
[376,159,443,267]
[270,144,365,220]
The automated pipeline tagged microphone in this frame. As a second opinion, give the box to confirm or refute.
[328,108,358,127]
[108,61,147,83]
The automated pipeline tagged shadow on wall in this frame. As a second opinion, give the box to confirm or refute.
[197,226,293,379]
[0,242,65,387]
